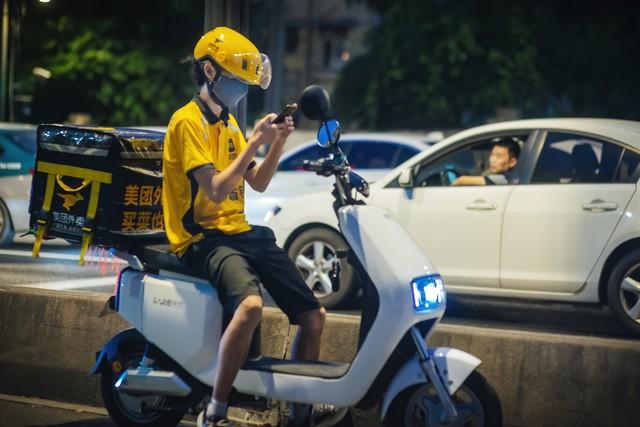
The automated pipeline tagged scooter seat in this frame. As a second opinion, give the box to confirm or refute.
[140,244,204,278]
[243,357,350,379]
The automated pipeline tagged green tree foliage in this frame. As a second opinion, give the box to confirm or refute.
[17,0,202,126]
[334,0,640,129]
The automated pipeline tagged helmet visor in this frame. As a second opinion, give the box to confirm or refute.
[222,52,272,90]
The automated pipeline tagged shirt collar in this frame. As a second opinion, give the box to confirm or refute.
[192,94,229,126]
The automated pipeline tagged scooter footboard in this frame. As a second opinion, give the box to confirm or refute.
[380,347,481,420]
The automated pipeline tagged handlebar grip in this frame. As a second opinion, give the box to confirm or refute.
[302,159,324,172]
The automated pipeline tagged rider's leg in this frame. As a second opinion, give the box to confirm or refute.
[291,307,326,360]
[212,294,263,402]
[199,246,264,422]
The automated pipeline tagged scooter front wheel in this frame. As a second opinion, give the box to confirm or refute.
[384,371,502,427]
[100,345,186,427]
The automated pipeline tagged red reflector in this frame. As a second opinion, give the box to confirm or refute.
[28,168,35,175]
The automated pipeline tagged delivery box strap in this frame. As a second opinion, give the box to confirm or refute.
[33,173,104,266]
[32,173,57,258]
[78,181,102,266]
[37,161,112,184]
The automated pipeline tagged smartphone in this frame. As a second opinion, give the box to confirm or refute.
[272,103,297,124]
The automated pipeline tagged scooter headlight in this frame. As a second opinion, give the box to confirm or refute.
[411,275,446,313]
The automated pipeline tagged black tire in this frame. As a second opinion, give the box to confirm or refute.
[384,371,502,427]
[287,227,359,309]
[100,345,186,427]
[606,249,640,337]
[0,199,14,246]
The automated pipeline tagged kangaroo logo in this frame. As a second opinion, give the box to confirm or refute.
[57,192,84,211]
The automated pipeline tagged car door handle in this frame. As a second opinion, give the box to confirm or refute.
[466,199,497,211]
[582,199,618,212]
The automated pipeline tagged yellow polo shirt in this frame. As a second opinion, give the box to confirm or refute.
[162,99,252,256]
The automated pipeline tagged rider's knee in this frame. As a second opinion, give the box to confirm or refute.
[237,295,263,325]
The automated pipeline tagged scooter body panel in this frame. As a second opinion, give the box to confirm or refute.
[118,269,223,384]
[379,347,482,420]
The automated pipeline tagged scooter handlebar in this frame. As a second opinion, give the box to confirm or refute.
[302,159,324,172]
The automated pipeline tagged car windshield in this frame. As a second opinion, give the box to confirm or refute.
[2,129,37,154]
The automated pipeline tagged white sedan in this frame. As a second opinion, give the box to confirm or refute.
[266,118,640,336]
[0,123,37,246]
[244,133,431,224]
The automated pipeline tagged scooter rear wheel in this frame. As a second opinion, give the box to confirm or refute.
[100,345,186,427]
[384,371,502,427]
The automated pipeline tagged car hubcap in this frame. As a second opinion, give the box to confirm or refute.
[295,240,339,297]
[620,266,640,323]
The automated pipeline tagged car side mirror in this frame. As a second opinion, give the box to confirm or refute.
[398,168,413,188]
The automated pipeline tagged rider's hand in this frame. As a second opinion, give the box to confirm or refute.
[274,116,295,144]
[252,113,278,146]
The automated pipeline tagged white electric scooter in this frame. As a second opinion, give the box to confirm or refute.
[91,86,502,427]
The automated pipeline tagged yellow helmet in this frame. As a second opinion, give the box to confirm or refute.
[194,27,271,89]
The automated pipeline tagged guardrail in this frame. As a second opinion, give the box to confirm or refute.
[0,286,637,426]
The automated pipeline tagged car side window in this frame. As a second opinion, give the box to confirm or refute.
[0,135,29,177]
[408,134,528,187]
[6,130,37,154]
[616,149,640,183]
[531,132,626,184]
[348,142,405,169]
[395,146,421,166]
[278,145,325,171]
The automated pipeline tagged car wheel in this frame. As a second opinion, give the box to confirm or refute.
[288,227,360,309]
[607,249,640,337]
[0,199,14,246]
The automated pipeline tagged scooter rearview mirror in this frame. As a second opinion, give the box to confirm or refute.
[317,119,341,148]
[300,85,330,121]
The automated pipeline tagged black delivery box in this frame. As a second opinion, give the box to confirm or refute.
[29,124,165,263]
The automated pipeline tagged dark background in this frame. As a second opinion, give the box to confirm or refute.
[8,0,640,129]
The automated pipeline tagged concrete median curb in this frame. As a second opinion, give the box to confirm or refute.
[0,286,637,426]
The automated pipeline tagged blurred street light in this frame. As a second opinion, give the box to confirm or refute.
[32,66,51,79]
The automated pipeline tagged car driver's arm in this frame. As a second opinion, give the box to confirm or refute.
[452,176,487,186]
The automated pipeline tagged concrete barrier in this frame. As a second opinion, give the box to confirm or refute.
[0,286,638,426]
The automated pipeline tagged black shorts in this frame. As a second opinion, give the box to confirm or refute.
[182,225,321,324]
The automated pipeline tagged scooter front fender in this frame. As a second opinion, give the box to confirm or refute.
[380,347,481,421]
[89,328,145,375]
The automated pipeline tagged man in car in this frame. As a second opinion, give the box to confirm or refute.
[452,138,521,186]
[162,27,327,427]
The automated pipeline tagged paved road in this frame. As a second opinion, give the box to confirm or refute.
[0,235,631,340]
[0,394,196,427]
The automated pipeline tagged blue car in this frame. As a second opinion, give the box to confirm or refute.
[0,123,37,245]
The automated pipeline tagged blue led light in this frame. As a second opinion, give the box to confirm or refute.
[411,275,446,313]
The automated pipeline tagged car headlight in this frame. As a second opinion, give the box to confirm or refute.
[411,275,446,313]
[263,205,282,222]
